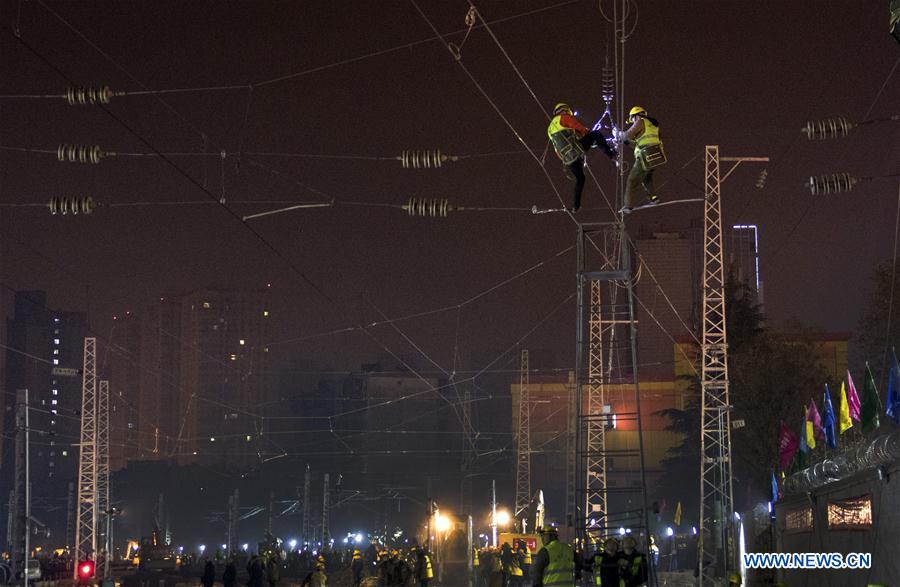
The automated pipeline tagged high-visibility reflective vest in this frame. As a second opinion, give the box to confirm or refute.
[547,115,585,165]
[424,555,434,579]
[633,118,660,157]
[523,550,532,565]
[310,570,327,587]
[473,549,480,567]
[509,557,523,577]
[542,540,575,587]
[627,554,644,578]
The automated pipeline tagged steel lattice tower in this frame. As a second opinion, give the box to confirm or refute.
[96,380,110,572]
[575,224,651,552]
[514,349,531,519]
[74,337,97,576]
[699,146,767,584]
[322,473,330,544]
[585,280,609,534]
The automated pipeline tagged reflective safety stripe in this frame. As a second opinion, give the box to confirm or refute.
[542,541,575,587]
[634,118,660,158]
[424,556,434,579]
[547,115,585,165]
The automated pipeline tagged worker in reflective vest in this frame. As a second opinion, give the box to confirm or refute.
[619,106,664,212]
[531,526,580,587]
[414,546,433,587]
[619,537,648,587]
[547,102,617,213]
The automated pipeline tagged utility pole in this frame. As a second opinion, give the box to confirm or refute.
[12,390,30,587]
[302,465,311,546]
[514,349,531,521]
[322,474,330,545]
[490,479,497,547]
[698,147,768,585]
[226,489,239,555]
[74,338,98,578]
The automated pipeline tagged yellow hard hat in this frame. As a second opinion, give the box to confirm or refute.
[629,106,647,118]
[728,572,742,585]
[539,525,558,535]
[553,102,573,115]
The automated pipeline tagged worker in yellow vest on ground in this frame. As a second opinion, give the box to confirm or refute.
[619,106,666,214]
[619,537,648,587]
[547,102,617,213]
[531,526,581,587]
[413,546,433,587]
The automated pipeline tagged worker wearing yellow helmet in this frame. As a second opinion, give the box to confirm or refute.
[547,102,617,213]
[532,525,582,587]
[618,105,666,214]
[620,536,648,587]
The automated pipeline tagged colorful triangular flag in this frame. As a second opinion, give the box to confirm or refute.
[823,385,837,449]
[887,350,900,425]
[861,363,881,434]
[771,471,779,503]
[839,381,853,434]
[779,421,799,471]
[847,370,861,422]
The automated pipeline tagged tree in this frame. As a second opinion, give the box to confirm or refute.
[854,261,900,389]
[656,275,827,515]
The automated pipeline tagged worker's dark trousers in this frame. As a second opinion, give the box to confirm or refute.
[624,155,655,208]
[567,130,615,211]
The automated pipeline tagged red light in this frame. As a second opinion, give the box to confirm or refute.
[78,560,95,579]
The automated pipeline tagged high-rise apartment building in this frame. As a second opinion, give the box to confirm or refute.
[2,291,86,547]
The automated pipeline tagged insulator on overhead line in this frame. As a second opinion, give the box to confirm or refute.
[65,86,113,105]
[57,144,106,164]
[807,173,857,195]
[755,168,768,189]
[402,198,453,217]
[802,117,853,140]
[601,66,615,104]
[400,150,459,169]
[49,196,96,216]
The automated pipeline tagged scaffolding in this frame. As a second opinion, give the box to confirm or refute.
[74,338,97,576]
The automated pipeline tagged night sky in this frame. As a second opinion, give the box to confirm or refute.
[1,0,898,376]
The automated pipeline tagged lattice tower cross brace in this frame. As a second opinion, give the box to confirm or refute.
[698,147,767,585]
[74,337,97,578]
[585,280,608,534]
[96,380,110,574]
[514,349,531,520]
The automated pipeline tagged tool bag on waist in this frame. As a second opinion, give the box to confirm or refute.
[638,143,667,169]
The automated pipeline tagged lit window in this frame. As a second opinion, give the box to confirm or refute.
[230,354,237,361]
[263,310,269,317]
[51,400,57,406]
[210,437,216,442]
[54,329,59,334]
[827,495,873,530]
[62,451,68,457]
[52,390,58,395]
[785,507,814,533]
[53,359,59,365]
[53,349,59,355]
[246,435,252,441]
[51,420,56,426]
[127,423,134,429]
[51,410,57,415]
[53,317,60,323]
[54,338,60,345]
[239,339,246,346]
[264,347,269,353]
[202,302,210,309]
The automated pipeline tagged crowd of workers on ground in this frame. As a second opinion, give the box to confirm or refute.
[193,527,650,587]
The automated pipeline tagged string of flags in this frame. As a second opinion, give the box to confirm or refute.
[776,352,900,497]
